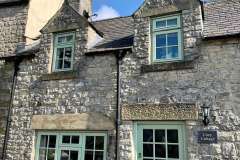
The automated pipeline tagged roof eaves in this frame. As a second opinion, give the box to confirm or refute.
[86,46,133,55]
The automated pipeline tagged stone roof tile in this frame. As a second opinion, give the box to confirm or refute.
[203,0,240,38]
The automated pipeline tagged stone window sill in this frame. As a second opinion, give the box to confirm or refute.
[141,60,195,73]
[40,71,78,81]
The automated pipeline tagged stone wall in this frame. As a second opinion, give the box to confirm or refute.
[118,0,240,159]
[5,27,118,159]
[0,3,28,159]
[0,60,15,159]
[0,4,28,56]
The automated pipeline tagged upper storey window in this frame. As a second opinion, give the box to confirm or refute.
[152,15,182,62]
[53,32,75,72]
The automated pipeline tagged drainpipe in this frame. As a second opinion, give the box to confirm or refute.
[115,50,125,160]
[2,57,22,160]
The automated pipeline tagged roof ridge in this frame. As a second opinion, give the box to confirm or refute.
[92,16,132,23]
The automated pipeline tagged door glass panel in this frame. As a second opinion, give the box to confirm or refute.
[155,144,166,158]
[167,130,178,143]
[168,145,179,158]
[143,129,153,142]
[141,126,182,160]
[155,130,165,142]
[61,150,70,160]
[143,144,153,157]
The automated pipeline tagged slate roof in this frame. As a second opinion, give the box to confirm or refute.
[203,0,240,38]
[89,16,134,52]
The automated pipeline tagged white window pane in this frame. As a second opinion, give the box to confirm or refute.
[156,20,166,28]
[156,34,166,47]
[156,48,167,59]
[168,46,179,58]
[167,32,178,46]
[167,18,178,27]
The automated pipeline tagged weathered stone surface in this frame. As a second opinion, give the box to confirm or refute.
[31,113,115,130]
[121,103,198,120]
[222,142,238,159]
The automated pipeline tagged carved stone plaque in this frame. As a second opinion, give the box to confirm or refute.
[121,103,198,121]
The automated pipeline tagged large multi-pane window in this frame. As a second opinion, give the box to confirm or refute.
[35,132,107,160]
[136,122,186,160]
[152,15,182,62]
[53,32,75,72]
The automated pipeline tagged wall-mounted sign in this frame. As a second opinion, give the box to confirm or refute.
[197,131,218,144]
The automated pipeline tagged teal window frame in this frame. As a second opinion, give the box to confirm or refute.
[152,15,183,63]
[35,132,107,160]
[52,32,75,72]
[133,121,187,160]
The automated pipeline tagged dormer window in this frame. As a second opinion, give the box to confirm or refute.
[52,32,75,72]
[152,15,182,62]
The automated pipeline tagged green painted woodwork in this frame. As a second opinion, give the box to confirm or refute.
[151,15,183,63]
[52,32,75,72]
[134,122,186,160]
[35,131,107,160]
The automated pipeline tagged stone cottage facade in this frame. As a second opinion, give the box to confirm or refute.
[0,0,240,160]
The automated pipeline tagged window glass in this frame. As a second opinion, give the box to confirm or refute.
[38,135,57,160]
[53,33,75,71]
[36,133,106,160]
[85,136,105,160]
[140,126,183,160]
[152,15,182,62]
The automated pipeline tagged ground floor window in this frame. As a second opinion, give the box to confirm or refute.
[35,132,107,160]
[135,122,186,160]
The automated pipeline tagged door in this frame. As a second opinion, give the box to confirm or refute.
[136,123,186,160]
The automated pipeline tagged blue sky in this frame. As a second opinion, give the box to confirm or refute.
[92,0,144,20]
